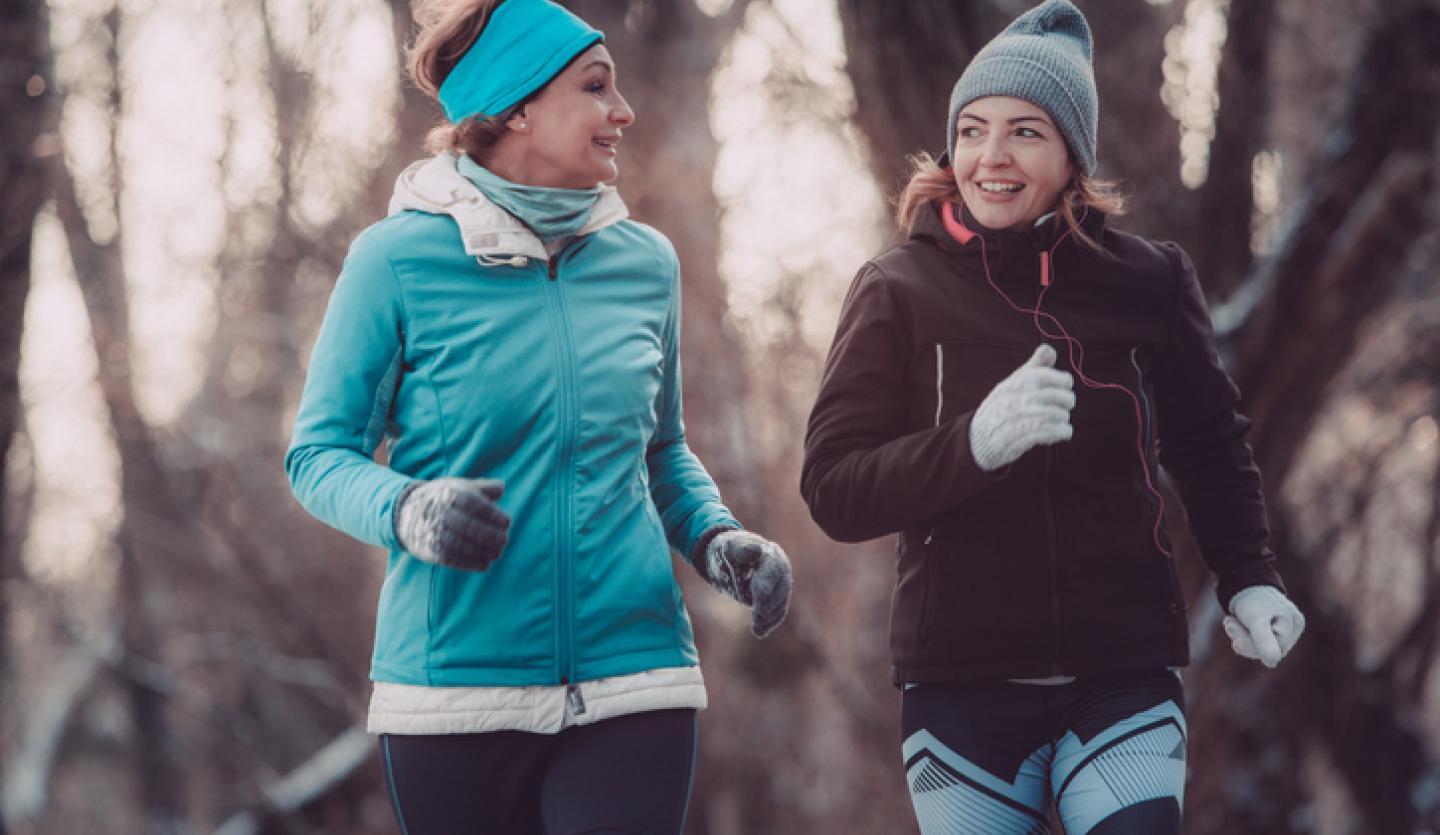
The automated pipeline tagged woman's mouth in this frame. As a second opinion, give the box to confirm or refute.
[978,180,1024,194]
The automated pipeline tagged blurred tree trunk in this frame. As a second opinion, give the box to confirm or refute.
[46,7,191,832]
[1186,6,1440,832]
[1,1,56,830]
[1087,0,1187,241]
[834,1,1006,200]
[55,159,191,835]
[1192,0,1275,298]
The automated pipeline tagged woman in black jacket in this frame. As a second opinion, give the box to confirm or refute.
[800,2,1303,833]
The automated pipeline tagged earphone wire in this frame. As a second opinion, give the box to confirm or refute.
[975,225,1172,559]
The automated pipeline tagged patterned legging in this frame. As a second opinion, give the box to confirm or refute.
[901,670,1186,835]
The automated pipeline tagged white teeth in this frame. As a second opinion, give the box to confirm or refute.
[980,182,1023,193]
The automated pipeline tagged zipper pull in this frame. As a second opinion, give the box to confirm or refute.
[566,683,587,716]
[1039,250,1052,287]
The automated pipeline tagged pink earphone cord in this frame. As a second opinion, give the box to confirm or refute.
[977,229,1172,559]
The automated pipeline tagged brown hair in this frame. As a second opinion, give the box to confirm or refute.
[406,0,516,159]
[894,151,1127,252]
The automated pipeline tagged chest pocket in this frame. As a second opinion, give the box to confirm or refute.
[1065,345,1151,450]
[909,340,1033,430]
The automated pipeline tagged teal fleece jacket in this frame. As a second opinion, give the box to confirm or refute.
[285,153,739,686]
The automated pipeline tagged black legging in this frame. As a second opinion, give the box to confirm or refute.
[380,708,698,835]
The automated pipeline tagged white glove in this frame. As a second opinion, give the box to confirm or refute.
[1223,585,1306,668]
[701,530,792,638]
[968,344,1076,471]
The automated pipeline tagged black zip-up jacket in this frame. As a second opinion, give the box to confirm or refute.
[800,201,1284,684]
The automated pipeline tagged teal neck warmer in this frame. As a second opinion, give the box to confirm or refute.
[458,155,602,242]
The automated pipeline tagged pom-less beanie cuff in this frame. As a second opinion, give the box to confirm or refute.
[946,0,1099,175]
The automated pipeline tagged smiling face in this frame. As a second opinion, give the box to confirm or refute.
[951,96,1074,231]
[504,44,634,189]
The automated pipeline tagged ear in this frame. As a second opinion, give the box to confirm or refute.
[506,108,530,134]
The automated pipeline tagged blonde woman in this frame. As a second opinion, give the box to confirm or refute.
[286,1,791,831]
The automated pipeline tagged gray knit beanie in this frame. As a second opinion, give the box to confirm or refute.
[946,0,1098,175]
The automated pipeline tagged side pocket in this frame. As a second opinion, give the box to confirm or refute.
[1133,347,1184,613]
[933,343,945,426]
[912,529,935,646]
[919,537,933,645]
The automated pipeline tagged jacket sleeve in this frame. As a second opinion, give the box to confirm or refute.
[647,255,741,567]
[800,263,1002,543]
[284,229,415,551]
[1151,243,1285,609]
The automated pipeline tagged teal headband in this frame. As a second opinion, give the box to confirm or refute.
[437,0,604,123]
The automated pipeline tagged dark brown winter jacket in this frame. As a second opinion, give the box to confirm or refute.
[800,200,1285,685]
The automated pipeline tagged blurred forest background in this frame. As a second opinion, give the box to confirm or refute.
[3,0,1440,832]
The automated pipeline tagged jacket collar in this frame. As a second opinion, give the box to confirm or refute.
[387,151,629,263]
[911,199,1106,256]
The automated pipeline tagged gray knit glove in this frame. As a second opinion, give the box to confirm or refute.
[393,478,510,571]
[698,530,792,638]
[969,344,1076,471]
[1223,585,1306,668]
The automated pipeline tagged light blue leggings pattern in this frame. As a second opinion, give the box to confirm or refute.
[902,700,1186,835]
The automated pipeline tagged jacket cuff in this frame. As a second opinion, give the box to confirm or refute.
[951,412,1012,498]
[688,524,740,579]
[390,480,423,551]
[1215,563,1286,612]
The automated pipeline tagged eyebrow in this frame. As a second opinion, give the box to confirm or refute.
[583,60,614,74]
[958,114,1051,126]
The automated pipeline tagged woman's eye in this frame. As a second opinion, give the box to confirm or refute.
[585,82,606,95]
[958,126,982,139]
[1017,127,1041,138]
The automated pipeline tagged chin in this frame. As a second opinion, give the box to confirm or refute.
[970,208,1015,230]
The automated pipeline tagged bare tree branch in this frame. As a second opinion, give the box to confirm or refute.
[211,725,372,835]
[0,637,106,827]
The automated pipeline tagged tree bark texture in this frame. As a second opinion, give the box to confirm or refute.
[1193,0,1275,298]
[835,0,1008,198]
[0,2,57,830]
[1187,6,1440,832]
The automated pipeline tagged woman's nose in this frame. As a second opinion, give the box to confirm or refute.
[979,136,1011,166]
[612,94,635,127]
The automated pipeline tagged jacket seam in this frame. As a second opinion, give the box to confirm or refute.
[1162,244,1188,372]
[863,261,918,358]
[370,235,449,685]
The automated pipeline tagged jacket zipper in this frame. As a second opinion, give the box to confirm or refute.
[1037,253,1061,672]
[567,683,587,716]
[1042,445,1062,674]
[545,244,580,685]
